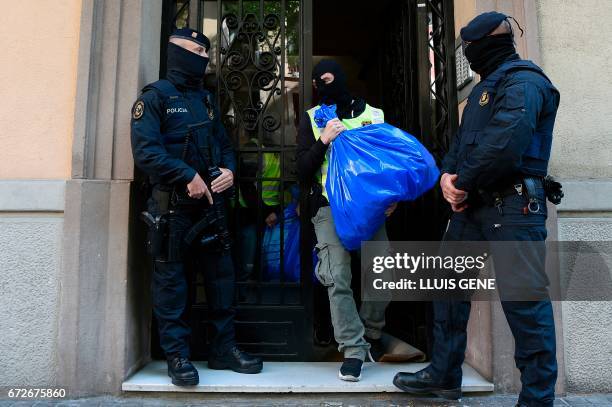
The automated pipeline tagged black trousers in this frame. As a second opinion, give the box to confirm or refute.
[151,205,236,359]
[429,186,557,407]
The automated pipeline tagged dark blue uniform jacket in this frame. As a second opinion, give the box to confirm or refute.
[130,79,236,188]
[442,58,560,192]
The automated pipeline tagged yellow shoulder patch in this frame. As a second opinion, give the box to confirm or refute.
[132,100,145,120]
[479,90,489,107]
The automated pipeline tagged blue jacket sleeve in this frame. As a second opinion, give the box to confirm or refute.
[454,79,544,191]
[130,91,196,185]
[440,128,461,174]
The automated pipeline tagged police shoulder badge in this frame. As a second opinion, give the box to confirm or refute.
[361,120,372,127]
[479,90,490,106]
[208,108,215,121]
[132,100,145,120]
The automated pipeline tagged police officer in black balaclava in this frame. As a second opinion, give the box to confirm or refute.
[130,28,263,386]
[393,13,561,407]
[463,22,518,79]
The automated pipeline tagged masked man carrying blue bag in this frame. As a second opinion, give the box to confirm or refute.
[297,60,398,381]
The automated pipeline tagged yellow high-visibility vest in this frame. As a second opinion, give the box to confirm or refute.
[261,151,281,206]
[238,139,281,207]
[307,104,384,199]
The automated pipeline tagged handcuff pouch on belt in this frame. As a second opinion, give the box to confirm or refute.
[523,177,541,214]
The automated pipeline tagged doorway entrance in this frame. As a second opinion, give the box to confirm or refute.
[152,0,459,362]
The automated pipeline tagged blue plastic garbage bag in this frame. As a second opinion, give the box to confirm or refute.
[314,104,440,250]
[262,202,301,282]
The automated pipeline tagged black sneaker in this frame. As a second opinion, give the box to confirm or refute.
[167,356,199,386]
[208,346,263,374]
[338,358,363,382]
[365,336,385,362]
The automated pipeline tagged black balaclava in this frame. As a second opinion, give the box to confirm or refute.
[312,59,354,116]
[464,33,518,79]
[166,42,210,89]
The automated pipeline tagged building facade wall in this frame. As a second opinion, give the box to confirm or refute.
[0,0,81,389]
[0,185,64,388]
[0,0,610,396]
[537,0,612,393]
[0,1,81,179]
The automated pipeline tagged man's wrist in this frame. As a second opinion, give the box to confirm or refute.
[184,168,198,184]
[314,138,330,151]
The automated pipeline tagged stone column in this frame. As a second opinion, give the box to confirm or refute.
[57,0,162,396]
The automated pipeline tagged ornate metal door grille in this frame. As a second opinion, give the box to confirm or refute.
[414,0,459,240]
[380,0,459,241]
[418,0,458,160]
[377,0,459,354]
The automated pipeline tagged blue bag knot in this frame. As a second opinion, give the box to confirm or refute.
[313,104,338,128]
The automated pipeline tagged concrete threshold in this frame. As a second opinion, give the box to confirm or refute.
[122,362,493,393]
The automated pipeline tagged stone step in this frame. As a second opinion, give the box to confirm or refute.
[122,361,494,393]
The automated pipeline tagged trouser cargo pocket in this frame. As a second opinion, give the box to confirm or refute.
[314,242,334,287]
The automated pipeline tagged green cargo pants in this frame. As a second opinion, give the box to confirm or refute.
[312,205,391,361]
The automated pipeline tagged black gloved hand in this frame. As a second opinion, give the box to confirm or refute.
[544,175,564,205]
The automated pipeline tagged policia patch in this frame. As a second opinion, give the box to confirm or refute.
[132,100,145,120]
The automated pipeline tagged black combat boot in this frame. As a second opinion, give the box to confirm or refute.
[167,356,199,386]
[208,346,263,374]
[393,367,461,400]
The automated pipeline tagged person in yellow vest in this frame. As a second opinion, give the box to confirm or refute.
[235,139,282,287]
[297,59,397,381]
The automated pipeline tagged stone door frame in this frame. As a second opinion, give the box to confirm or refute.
[56,0,565,396]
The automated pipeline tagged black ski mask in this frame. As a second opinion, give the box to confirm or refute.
[166,42,210,89]
[312,59,352,110]
[464,33,517,78]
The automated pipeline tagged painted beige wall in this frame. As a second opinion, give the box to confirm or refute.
[0,1,81,180]
[454,0,476,36]
[537,0,612,179]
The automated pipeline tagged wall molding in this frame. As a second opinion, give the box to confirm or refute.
[557,180,612,213]
[0,180,65,212]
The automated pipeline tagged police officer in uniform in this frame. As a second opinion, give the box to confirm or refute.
[393,13,561,407]
[131,28,263,386]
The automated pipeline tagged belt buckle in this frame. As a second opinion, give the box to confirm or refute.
[514,183,523,196]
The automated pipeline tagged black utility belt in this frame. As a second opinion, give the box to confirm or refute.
[477,177,543,215]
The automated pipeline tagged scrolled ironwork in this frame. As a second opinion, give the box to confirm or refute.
[263,13,280,31]
[224,12,239,29]
[219,7,282,138]
[262,114,281,132]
